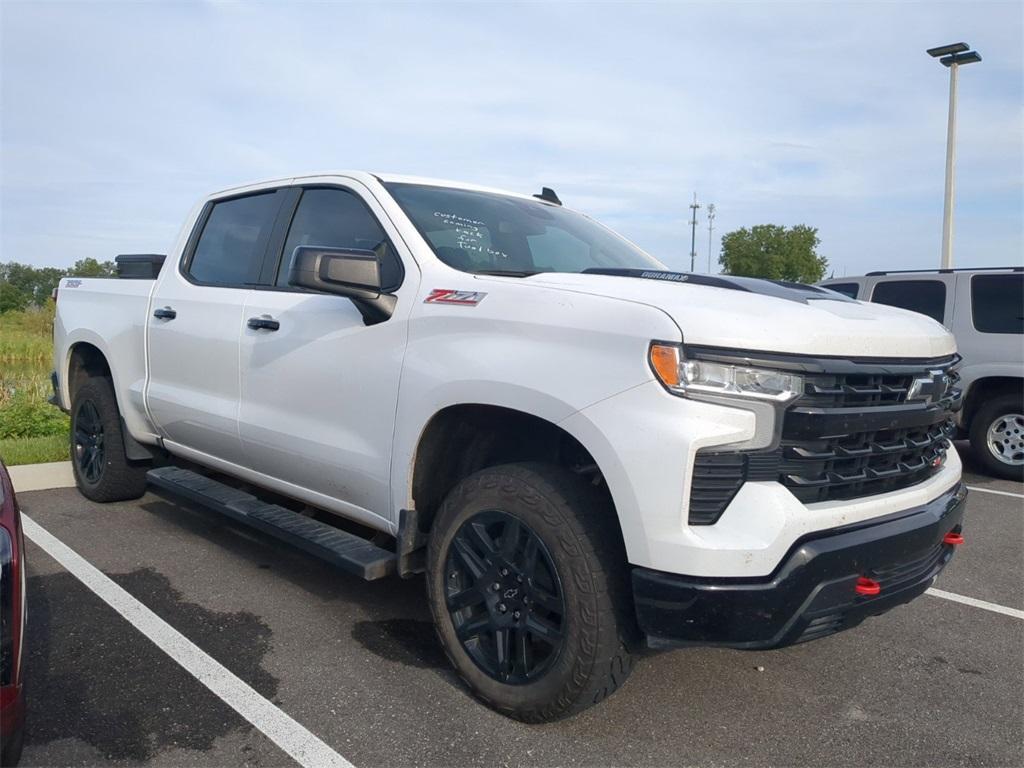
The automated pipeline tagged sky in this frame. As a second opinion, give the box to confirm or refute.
[1,1,1021,277]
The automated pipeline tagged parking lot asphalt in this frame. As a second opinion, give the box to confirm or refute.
[12,453,1024,768]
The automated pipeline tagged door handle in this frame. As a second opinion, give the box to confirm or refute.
[153,306,177,320]
[247,315,280,331]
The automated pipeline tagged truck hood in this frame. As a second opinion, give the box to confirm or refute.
[519,270,956,359]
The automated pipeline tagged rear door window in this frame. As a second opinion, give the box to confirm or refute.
[971,274,1024,334]
[276,188,403,291]
[871,279,947,323]
[188,192,280,286]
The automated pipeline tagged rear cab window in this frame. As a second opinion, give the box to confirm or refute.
[187,192,281,286]
[823,282,860,299]
[971,273,1024,334]
[870,279,947,324]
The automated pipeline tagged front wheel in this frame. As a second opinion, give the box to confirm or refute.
[969,393,1024,481]
[70,376,148,502]
[426,463,635,722]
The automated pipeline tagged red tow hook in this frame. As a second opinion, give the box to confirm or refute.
[855,576,881,596]
[943,531,965,546]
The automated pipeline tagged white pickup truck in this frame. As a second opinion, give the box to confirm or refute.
[52,172,967,721]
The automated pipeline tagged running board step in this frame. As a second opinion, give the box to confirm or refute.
[146,466,396,580]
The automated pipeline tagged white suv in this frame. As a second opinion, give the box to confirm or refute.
[821,267,1023,479]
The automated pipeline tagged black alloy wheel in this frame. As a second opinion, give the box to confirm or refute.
[74,398,105,483]
[444,509,566,685]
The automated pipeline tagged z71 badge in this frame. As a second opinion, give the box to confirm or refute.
[424,289,487,306]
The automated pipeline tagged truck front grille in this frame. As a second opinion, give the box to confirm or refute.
[778,420,954,504]
[688,354,960,525]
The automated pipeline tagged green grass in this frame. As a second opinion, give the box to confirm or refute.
[0,303,69,464]
[0,434,69,466]
[0,304,53,362]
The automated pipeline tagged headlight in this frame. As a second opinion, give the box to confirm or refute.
[649,343,803,402]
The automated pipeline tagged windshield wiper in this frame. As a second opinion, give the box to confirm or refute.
[473,269,540,277]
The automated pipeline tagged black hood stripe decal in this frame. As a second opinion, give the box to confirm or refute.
[581,269,855,304]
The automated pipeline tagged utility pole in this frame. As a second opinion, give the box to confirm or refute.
[706,203,716,273]
[688,193,700,272]
[927,42,982,269]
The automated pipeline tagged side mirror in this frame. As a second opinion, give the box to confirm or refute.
[288,246,396,325]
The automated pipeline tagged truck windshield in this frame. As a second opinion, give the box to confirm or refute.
[384,182,665,276]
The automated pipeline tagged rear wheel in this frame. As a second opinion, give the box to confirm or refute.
[969,393,1024,481]
[426,462,635,722]
[70,377,148,502]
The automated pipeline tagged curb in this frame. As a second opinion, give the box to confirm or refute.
[8,461,76,493]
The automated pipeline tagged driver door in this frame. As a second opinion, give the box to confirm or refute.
[237,182,415,527]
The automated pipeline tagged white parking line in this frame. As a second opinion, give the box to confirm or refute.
[22,515,354,768]
[966,485,1024,500]
[926,587,1024,620]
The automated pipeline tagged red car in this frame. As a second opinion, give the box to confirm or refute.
[0,460,25,766]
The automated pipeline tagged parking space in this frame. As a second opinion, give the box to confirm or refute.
[12,459,1024,768]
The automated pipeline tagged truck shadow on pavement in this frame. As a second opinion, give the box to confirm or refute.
[24,568,278,763]
[350,618,450,670]
[138,497,458,676]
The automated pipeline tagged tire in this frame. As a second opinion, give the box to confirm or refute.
[426,462,635,722]
[968,393,1024,481]
[70,376,148,502]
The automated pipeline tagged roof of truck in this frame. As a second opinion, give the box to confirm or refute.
[210,171,545,204]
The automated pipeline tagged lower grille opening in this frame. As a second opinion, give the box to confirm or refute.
[795,613,846,644]
[869,542,946,590]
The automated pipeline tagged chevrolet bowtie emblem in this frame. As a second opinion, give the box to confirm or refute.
[908,370,948,404]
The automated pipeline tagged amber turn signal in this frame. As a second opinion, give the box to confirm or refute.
[649,344,681,388]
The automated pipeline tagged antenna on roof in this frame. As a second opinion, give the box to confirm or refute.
[534,187,562,205]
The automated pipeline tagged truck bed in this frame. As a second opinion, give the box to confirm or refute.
[53,277,156,442]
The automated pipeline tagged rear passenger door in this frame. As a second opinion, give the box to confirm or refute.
[147,188,286,464]
[236,182,415,527]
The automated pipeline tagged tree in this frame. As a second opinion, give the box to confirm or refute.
[0,259,118,310]
[0,281,29,314]
[70,258,117,277]
[0,262,65,305]
[719,224,828,284]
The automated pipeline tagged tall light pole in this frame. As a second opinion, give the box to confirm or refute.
[927,42,982,269]
[706,203,716,273]
[688,193,700,272]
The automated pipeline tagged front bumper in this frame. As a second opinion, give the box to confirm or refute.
[633,482,967,649]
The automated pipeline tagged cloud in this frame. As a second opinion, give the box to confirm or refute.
[1,1,1020,277]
